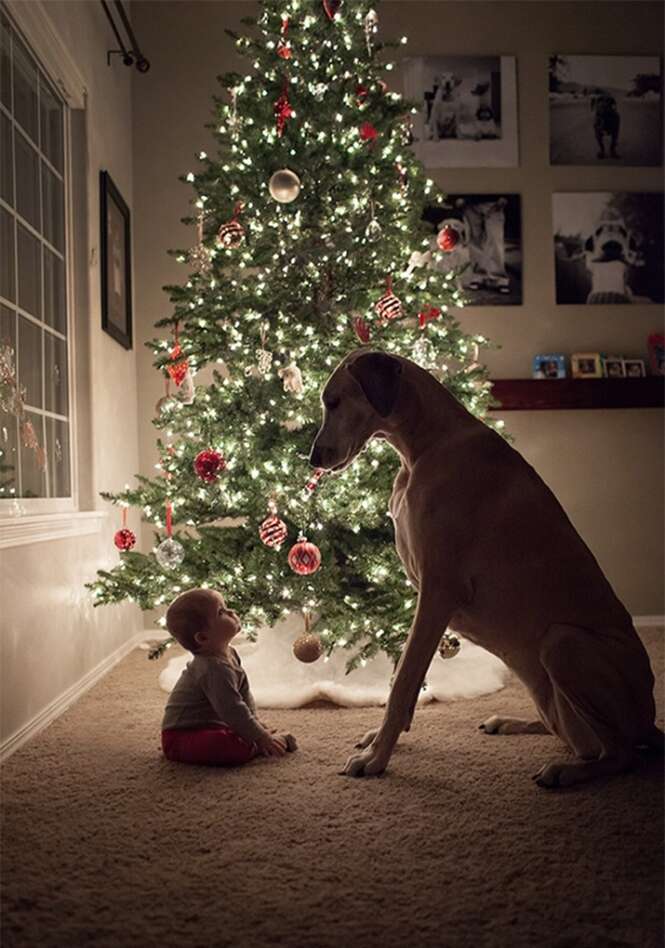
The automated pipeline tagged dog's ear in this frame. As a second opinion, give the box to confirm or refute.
[348,352,402,417]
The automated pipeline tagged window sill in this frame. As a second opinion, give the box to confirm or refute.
[0,511,108,549]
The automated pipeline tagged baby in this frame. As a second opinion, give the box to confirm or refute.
[161,588,297,766]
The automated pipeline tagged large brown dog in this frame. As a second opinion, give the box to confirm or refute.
[309,350,661,787]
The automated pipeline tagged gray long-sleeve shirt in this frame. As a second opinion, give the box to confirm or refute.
[161,649,267,744]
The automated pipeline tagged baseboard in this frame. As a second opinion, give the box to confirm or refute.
[0,630,146,763]
[633,615,665,629]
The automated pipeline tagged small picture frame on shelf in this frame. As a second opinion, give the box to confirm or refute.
[532,353,567,379]
[603,356,625,378]
[571,352,603,378]
[647,333,665,375]
[623,358,647,378]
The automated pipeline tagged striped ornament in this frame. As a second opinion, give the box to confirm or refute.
[287,538,321,575]
[259,514,288,549]
[216,218,245,249]
[375,286,403,321]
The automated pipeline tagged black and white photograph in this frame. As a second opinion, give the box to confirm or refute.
[423,194,522,304]
[553,192,664,304]
[549,55,662,166]
[403,56,519,167]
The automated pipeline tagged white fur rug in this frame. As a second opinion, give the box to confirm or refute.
[156,613,508,708]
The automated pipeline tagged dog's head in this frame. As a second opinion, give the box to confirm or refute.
[309,351,403,473]
[585,210,636,263]
[436,72,462,99]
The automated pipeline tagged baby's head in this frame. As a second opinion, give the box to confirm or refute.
[165,588,240,655]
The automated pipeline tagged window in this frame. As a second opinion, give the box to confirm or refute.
[0,9,72,510]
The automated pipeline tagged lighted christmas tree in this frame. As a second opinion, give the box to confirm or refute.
[88,0,500,670]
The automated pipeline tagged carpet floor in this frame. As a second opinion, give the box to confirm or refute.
[2,629,663,948]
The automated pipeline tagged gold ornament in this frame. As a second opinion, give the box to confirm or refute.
[268,169,301,204]
[438,631,461,659]
[293,633,323,663]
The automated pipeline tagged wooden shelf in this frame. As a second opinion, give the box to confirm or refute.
[489,378,665,411]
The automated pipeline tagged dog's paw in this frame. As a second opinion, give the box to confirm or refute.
[531,759,569,789]
[354,728,378,750]
[340,747,388,778]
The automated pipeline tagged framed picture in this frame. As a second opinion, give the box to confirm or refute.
[603,356,626,378]
[422,194,522,305]
[403,55,519,167]
[623,358,647,378]
[647,333,665,375]
[100,170,132,350]
[549,55,662,166]
[553,191,664,304]
[571,352,603,378]
[532,354,567,379]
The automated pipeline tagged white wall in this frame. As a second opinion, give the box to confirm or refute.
[1,0,142,751]
[131,0,663,619]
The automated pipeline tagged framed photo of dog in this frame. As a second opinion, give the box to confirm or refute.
[403,55,519,167]
[422,195,522,305]
[549,55,663,166]
[552,191,664,304]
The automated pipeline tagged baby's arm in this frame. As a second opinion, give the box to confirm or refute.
[201,663,284,755]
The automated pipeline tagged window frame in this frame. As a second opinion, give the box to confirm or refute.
[0,1,106,541]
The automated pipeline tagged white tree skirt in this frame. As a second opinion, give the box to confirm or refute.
[156,613,509,709]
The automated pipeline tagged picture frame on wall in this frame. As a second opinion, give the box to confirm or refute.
[100,170,133,350]
[571,352,603,378]
[549,55,662,166]
[603,356,626,378]
[552,191,664,305]
[623,358,647,378]
[402,55,519,167]
[422,194,522,305]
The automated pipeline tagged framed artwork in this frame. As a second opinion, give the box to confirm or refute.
[623,358,647,378]
[571,353,603,378]
[647,333,665,375]
[403,55,519,167]
[100,170,132,349]
[549,55,662,166]
[553,191,664,304]
[603,356,626,378]
[422,194,522,305]
[533,354,567,378]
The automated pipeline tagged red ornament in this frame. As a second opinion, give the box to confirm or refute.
[353,315,371,344]
[356,84,368,106]
[375,277,403,322]
[166,341,189,387]
[194,449,226,483]
[418,306,442,329]
[114,528,136,551]
[277,16,291,58]
[288,537,322,576]
[275,86,293,137]
[217,218,245,249]
[359,122,378,143]
[322,0,342,19]
[259,514,288,549]
[437,225,460,253]
[303,468,325,498]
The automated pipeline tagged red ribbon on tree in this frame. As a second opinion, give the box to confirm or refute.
[418,305,441,329]
[166,324,190,387]
[275,80,293,137]
[277,17,292,59]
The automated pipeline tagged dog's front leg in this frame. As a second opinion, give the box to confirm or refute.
[342,584,459,777]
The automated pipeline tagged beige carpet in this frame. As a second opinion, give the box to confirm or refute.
[2,629,663,948]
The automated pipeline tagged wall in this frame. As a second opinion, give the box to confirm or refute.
[1,0,142,751]
[131,0,663,619]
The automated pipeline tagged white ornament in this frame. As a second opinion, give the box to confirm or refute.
[364,9,378,54]
[365,218,382,242]
[176,368,195,405]
[404,249,432,278]
[155,538,185,570]
[269,169,301,204]
[278,363,304,395]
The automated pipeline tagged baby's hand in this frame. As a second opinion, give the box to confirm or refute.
[255,732,287,758]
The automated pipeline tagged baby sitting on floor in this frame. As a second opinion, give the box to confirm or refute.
[161,588,297,766]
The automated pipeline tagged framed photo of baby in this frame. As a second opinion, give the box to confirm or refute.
[553,192,664,305]
[422,194,522,305]
[402,55,519,167]
[549,55,663,166]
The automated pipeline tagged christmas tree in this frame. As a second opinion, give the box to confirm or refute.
[88,0,500,670]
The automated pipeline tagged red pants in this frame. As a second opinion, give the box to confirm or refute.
[162,726,257,766]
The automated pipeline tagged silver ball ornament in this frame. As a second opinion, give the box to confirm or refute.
[268,169,301,204]
[365,218,382,242]
[155,538,185,570]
